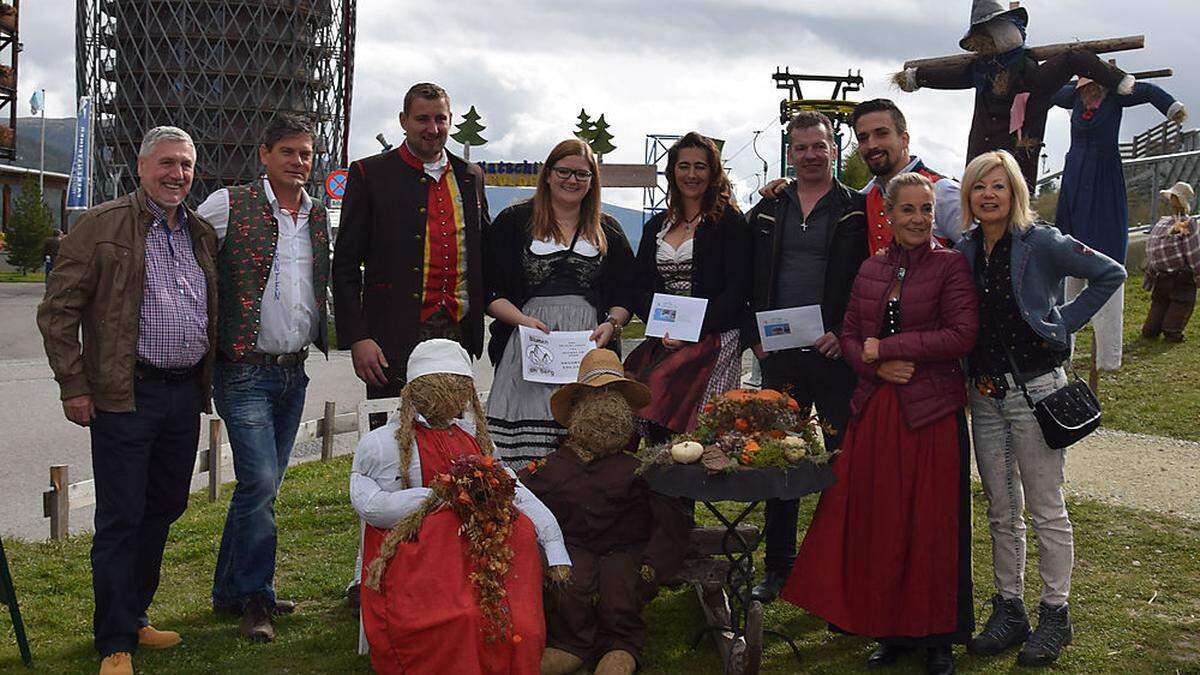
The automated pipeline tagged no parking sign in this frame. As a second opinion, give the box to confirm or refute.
[325,169,349,199]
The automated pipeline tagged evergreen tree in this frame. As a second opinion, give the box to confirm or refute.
[573,109,596,142]
[3,177,54,275]
[450,106,488,160]
[588,114,617,157]
[840,143,873,190]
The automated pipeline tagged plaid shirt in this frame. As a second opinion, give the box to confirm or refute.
[1145,215,1200,286]
[138,199,210,369]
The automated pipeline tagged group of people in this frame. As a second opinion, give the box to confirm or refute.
[34,26,1167,673]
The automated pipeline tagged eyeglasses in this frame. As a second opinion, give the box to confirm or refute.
[551,167,594,181]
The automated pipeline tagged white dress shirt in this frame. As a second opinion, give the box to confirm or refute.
[349,414,572,568]
[198,178,325,354]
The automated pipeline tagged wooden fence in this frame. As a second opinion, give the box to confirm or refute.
[41,401,358,540]
[1121,120,1184,160]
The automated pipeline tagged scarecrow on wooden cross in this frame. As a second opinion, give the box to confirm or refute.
[896,0,1135,189]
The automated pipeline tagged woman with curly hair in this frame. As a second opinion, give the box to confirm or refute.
[625,132,750,442]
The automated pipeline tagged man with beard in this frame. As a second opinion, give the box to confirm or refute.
[854,99,964,253]
[763,99,963,254]
[743,111,868,603]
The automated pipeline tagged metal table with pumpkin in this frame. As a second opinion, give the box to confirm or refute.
[637,388,837,675]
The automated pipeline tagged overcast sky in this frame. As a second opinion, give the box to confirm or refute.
[17,0,1198,208]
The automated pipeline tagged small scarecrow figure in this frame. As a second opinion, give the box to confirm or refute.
[1143,182,1200,343]
[898,0,1133,188]
[350,339,571,675]
[521,349,690,675]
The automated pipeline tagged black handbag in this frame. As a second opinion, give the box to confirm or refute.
[996,336,1101,450]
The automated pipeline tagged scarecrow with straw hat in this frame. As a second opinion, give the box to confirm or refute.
[1142,182,1200,343]
[897,0,1134,189]
[520,349,689,675]
[349,339,570,675]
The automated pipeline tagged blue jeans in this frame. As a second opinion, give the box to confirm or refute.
[970,368,1074,606]
[211,360,308,608]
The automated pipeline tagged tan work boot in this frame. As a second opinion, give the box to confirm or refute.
[137,625,182,649]
[594,649,636,675]
[540,647,583,675]
[99,652,133,675]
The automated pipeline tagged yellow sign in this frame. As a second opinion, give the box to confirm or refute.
[481,161,543,187]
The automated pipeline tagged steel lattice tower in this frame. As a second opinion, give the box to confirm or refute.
[76,0,356,205]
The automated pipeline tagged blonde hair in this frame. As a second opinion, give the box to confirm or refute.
[960,150,1036,233]
[883,172,935,210]
[530,138,607,254]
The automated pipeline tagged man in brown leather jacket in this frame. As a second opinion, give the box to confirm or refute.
[37,126,218,675]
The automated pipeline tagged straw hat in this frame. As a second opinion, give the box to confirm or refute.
[1160,181,1195,212]
[549,349,651,426]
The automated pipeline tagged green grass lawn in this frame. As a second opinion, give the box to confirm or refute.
[1072,282,1200,442]
[3,455,1197,673]
[0,271,45,283]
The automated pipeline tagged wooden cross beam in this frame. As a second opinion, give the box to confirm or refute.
[903,35,1145,71]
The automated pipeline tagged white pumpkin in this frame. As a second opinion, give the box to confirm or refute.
[781,435,808,462]
[669,441,704,464]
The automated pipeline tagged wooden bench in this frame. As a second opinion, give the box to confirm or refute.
[662,524,764,674]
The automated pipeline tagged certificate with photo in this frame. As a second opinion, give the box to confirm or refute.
[519,326,596,384]
[644,293,708,343]
[756,305,825,352]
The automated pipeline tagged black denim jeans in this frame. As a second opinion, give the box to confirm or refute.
[89,373,201,657]
[760,349,855,573]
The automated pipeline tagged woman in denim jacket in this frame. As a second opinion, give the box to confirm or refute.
[956,150,1124,668]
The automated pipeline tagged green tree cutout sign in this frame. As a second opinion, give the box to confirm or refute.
[450,105,488,160]
[574,109,596,142]
[588,114,616,158]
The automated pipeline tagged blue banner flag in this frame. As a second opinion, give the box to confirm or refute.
[66,97,93,210]
[29,89,43,116]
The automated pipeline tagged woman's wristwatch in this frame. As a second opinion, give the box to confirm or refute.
[604,313,623,336]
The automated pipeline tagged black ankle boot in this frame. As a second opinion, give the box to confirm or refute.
[749,569,789,604]
[968,594,1031,656]
[1018,602,1072,667]
[866,643,911,669]
[925,646,955,675]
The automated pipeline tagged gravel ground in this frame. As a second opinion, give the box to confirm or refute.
[1059,427,1200,521]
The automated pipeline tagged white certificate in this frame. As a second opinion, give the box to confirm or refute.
[756,305,825,352]
[644,293,709,343]
[519,326,596,384]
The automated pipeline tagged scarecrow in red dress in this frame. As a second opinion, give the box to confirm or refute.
[350,339,571,675]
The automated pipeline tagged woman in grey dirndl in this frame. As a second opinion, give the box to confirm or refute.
[483,138,636,466]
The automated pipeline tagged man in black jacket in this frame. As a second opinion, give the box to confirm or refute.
[743,111,868,603]
[332,82,489,407]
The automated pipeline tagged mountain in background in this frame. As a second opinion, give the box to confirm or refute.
[485,186,647,253]
[4,119,650,250]
[11,117,75,174]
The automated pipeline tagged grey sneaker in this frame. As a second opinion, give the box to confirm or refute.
[968,594,1030,656]
[1017,602,1072,667]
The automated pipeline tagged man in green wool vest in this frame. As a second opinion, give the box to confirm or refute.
[196,114,331,643]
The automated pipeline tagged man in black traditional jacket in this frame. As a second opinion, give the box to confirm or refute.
[332,82,490,404]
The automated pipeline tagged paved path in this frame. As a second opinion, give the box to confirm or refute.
[0,282,493,540]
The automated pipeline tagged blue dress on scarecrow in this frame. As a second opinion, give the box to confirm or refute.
[1052,82,1178,263]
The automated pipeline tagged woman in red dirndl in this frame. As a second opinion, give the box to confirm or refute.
[780,175,979,673]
